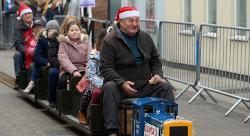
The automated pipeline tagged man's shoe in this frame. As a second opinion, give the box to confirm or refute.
[23,81,34,93]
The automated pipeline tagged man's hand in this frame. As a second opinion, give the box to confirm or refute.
[149,75,163,84]
[121,81,137,96]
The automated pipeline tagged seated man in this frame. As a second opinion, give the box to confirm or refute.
[100,6,175,136]
[13,4,34,90]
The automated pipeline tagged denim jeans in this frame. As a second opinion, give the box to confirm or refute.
[48,68,59,104]
[13,51,24,77]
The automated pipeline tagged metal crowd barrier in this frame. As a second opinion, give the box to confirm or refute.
[139,19,159,50]
[188,24,250,119]
[0,14,17,49]
[83,18,111,46]
[53,15,66,26]
[159,21,205,100]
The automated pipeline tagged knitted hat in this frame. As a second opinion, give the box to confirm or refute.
[33,18,45,27]
[115,6,140,21]
[46,20,60,32]
[17,4,32,20]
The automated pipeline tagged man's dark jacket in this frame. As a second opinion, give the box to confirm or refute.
[14,19,32,54]
[100,25,163,89]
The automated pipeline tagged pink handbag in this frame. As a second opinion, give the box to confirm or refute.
[76,76,90,93]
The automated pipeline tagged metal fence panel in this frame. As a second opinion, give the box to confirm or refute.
[160,21,197,86]
[3,14,17,48]
[53,15,66,26]
[139,19,159,50]
[199,24,250,99]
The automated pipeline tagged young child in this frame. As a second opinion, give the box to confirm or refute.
[57,21,91,90]
[77,29,107,125]
[23,18,46,93]
[59,15,78,35]
[47,20,60,108]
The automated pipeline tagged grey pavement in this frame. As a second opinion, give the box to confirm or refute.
[0,82,82,136]
[0,50,15,78]
[0,49,250,136]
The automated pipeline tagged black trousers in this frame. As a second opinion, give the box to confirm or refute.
[102,81,175,129]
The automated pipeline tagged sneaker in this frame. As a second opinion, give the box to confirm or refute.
[23,81,35,93]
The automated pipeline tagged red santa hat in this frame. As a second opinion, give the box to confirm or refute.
[115,6,140,21]
[16,4,33,20]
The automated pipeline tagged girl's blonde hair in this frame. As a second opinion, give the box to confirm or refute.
[60,15,79,35]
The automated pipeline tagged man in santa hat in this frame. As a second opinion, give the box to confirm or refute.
[13,3,35,90]
[100,6,175,136]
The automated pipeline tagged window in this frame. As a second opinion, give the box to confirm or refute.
[145,0,155,32]
[207,0,217,25]
[128,0,136,7]
[184,0,192,22]
[236,0,246,27]
[235,0,247,36]
[206,0,217,37]
[146,0,155,19]
[181,0,193,35]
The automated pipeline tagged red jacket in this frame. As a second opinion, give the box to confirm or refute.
[23,28,36,70]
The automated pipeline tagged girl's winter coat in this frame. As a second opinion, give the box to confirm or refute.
[58,34,92,76]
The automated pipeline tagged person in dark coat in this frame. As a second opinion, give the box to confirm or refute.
[33,20,60,107]
[45,0,63,22]
[46,20,60,108]
[99,7,175,136]
[13,4,34,90]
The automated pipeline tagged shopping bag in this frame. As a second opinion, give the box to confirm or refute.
[76,76,90,93]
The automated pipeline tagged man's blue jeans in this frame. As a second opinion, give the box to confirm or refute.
[13,51,24,77]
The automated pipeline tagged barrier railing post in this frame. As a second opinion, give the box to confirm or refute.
[0,1,3,49]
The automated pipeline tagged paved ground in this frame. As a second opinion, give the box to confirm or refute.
[0,82,82,136]
[0,49,250,136]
